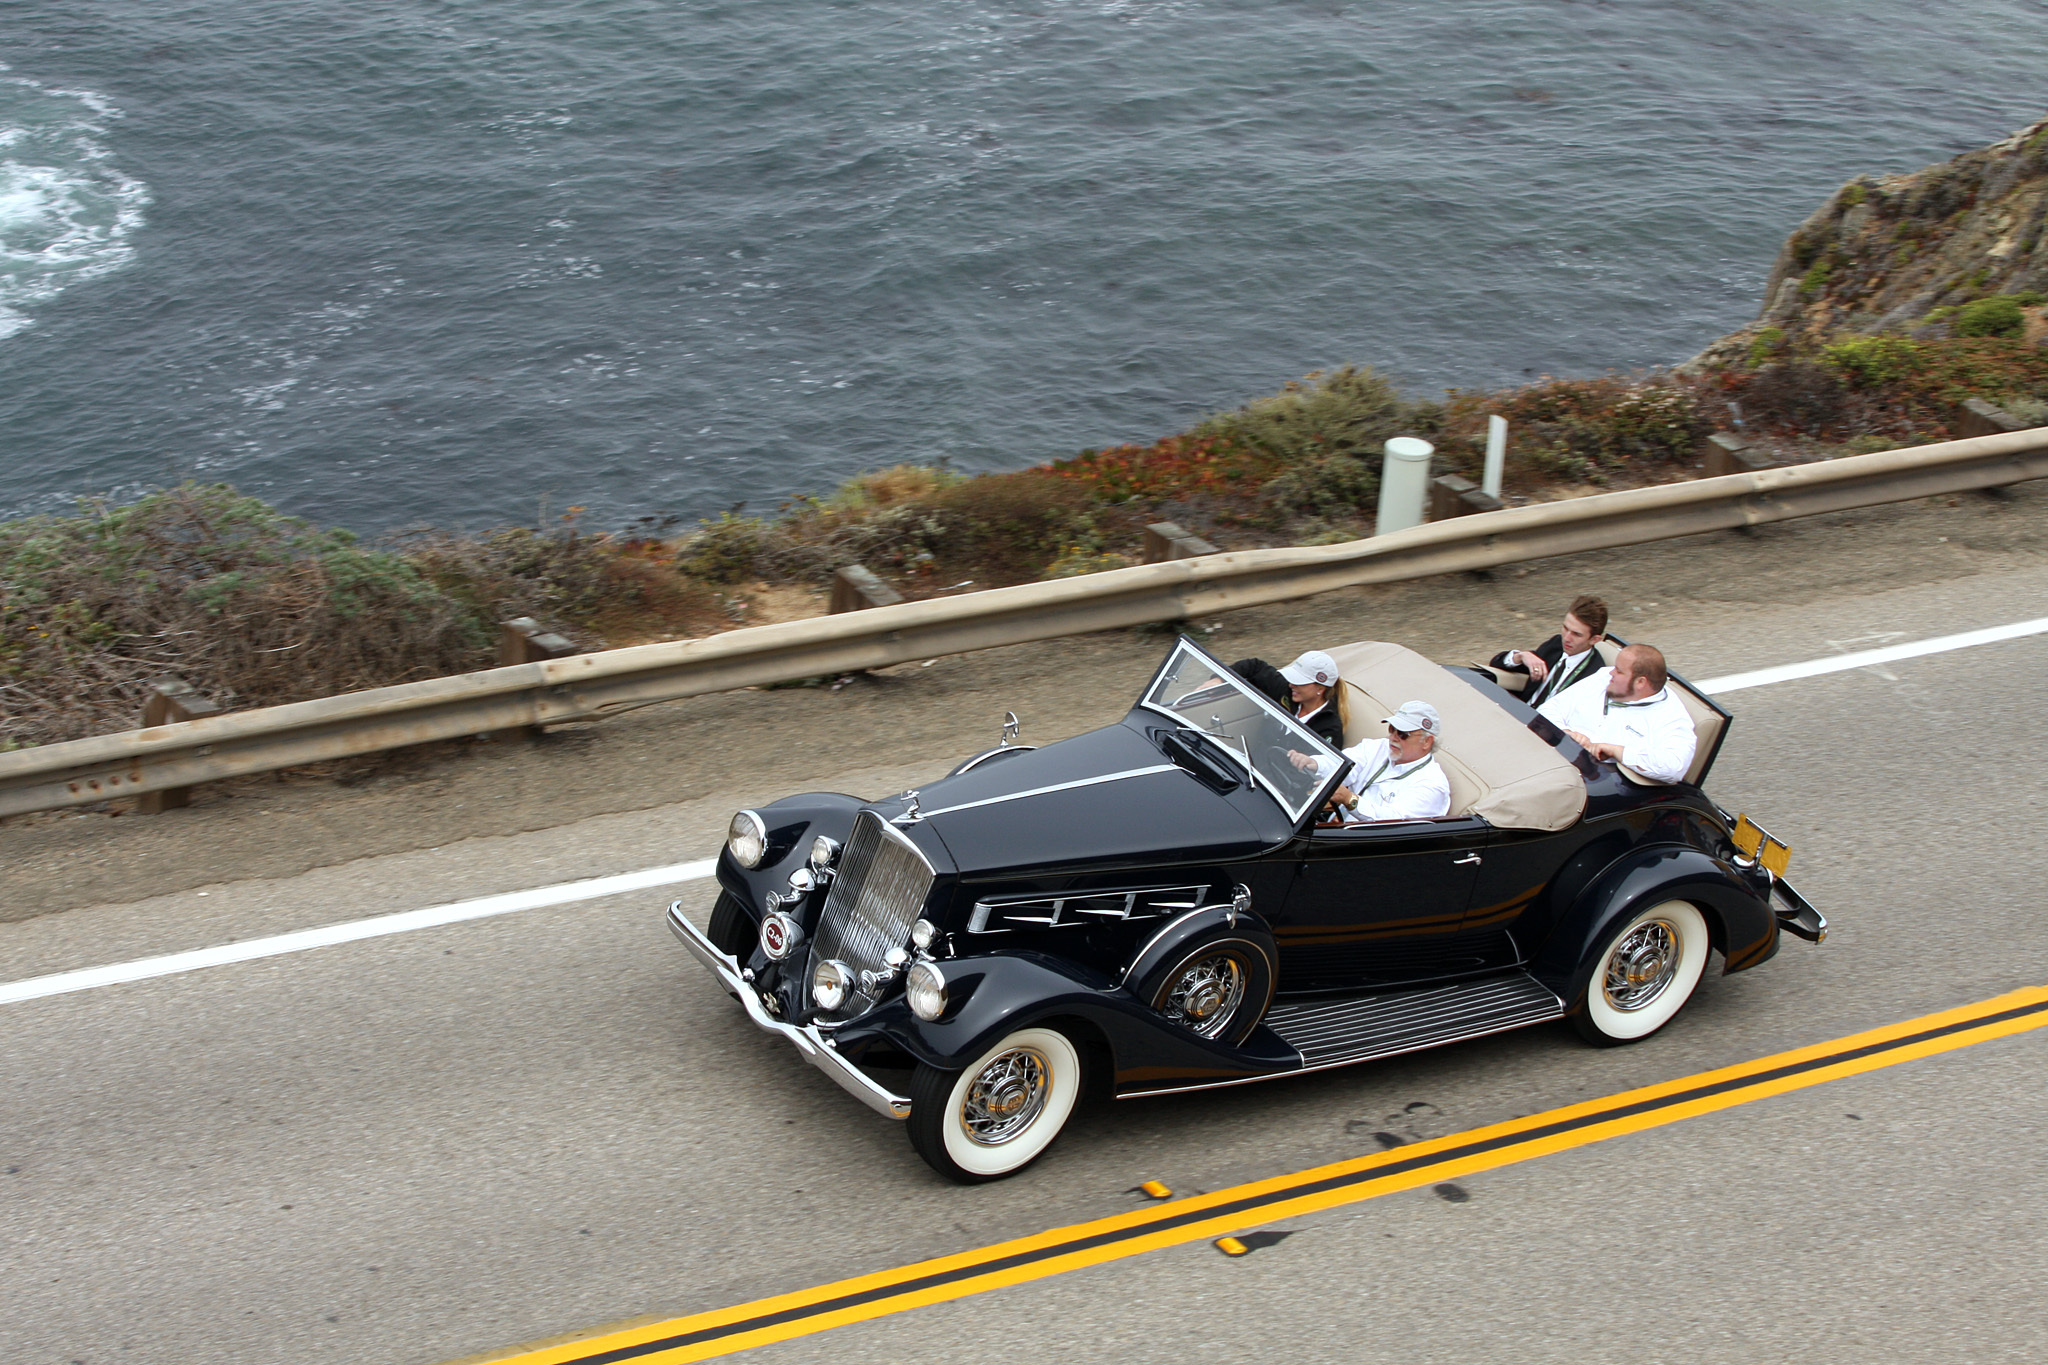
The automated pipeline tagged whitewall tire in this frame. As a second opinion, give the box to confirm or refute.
[1574,900,1711,1046]
[907,1026,1084,1183]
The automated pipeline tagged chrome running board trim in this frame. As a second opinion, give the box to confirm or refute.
[667,899,912,1120]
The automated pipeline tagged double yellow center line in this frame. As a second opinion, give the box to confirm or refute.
[467,984,2048,1365]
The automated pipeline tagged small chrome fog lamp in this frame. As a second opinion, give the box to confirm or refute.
[910,918,939,952]
[808,835,840,871]
[812,958,853,1012]
[905,961,948,1021]
[727,810,768,869]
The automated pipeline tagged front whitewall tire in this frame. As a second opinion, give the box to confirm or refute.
[909,1026,1083,1182]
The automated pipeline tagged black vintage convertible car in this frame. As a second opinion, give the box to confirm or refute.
[667,635,1824,1182]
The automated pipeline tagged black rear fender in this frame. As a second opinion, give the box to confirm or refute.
[1530,845,1777,1001]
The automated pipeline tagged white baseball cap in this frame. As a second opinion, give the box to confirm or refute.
[1384,700,1441,737]
[1279,649,1340,688]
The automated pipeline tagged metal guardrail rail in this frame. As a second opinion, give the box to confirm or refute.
[4,426,2045,818]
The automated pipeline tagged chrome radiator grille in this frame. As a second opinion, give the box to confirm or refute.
[809,810,934,1015]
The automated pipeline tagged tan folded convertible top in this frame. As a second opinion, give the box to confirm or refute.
[1325,640,1585,832]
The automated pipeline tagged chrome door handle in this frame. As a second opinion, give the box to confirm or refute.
[1452,853,1483,865]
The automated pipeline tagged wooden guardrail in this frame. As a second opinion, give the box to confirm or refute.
[3,425,2045,818]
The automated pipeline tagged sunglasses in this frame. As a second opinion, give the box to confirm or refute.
[1387,726,1416,739]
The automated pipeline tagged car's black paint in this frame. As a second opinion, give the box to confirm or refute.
[705,638,1808,1104]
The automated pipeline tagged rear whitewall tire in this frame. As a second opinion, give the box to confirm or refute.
[1574,899,1711,1046]
[907,1027,1084,1183]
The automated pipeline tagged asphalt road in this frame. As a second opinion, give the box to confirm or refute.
[6,498,2048,1365]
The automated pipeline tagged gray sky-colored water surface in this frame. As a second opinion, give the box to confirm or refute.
[2,1,2045,533]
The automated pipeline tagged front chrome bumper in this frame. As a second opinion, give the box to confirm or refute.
[666,899,913,1120]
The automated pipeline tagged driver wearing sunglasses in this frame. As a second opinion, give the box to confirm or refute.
[1290,700,1451,824]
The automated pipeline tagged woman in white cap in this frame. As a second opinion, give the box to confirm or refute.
[1291,700,1452,824]
[1228,648,1348,749]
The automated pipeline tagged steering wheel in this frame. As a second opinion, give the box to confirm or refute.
[1263,745,1320,804]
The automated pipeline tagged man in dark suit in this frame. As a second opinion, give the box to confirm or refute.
[1489,595,1609,709]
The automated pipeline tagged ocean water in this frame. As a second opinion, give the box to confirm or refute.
[1,1,2045,534]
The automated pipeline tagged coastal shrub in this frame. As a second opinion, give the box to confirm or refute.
[1190,365,1408,466]
[1044,545,1131,578]
[1049,435,1281,501]
[1737,360,1850,434]
[927,471,1092,578]
[1951,295,2025,338]
[1259,454,1380,521]
[1441,375,1706,475]
[1746,326,1787,368]
[406,518,713,643]
[678,512,769,583]
[0,484,489,750]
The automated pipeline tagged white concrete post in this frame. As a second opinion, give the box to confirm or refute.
[1483,415,1508,500]
[1375,436,1435,535]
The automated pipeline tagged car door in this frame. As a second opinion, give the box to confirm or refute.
[1271,816,1491,992]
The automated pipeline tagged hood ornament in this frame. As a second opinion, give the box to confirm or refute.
[892,789,923,825]
[1001,711,1021,746]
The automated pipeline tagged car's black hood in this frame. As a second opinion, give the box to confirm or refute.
[907,720,1278,879]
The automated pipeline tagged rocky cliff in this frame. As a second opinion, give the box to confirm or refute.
[1693,112,2048,368]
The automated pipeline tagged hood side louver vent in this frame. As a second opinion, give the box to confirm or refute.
[967,884,1211,934]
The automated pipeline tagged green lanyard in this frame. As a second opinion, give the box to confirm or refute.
[1357,752,1434,791]
[1604,688,1664,717]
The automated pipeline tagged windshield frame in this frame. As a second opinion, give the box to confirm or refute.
[1136,635,1349,824]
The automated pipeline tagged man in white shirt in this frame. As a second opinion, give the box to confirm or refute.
[1538,644,1697,783]
[1292,701,1453,824]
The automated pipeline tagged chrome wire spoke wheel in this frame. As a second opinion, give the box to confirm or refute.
[1602,917,1682,1012]
[1577,900,1711,1046]
[909,1026,1086,1182]
[1162,951,1248,1039]
[961,1046,1051,1146]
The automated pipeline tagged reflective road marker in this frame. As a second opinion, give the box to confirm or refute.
[460,985,2048,1365]
[6,613,2046,1006]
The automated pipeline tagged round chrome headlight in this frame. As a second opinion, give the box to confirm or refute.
[905,960,948,1021]
[808,835,840,871]
[812,958,853,1012]
[910,918,939,951]
[726,810,767,869]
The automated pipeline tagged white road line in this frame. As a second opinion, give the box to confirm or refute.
[1697,616,2048,693]
[9,613,2048,1008]
[0,859,716,1006]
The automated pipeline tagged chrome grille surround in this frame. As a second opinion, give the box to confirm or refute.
[808,809,936,1018]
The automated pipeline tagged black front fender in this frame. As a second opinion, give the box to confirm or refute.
[835,950,1297,1088]
[1530,844,1778,1001]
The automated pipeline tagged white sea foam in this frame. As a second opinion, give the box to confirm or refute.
[0,75,149,340]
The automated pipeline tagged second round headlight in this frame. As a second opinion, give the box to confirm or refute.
[904,960,948,1021]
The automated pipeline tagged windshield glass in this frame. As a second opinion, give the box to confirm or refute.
[1138,638,1344,823]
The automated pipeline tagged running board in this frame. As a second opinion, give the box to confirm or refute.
[1265,972,1564,1070]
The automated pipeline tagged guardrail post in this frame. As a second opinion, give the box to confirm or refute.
[1430,473,1505,521]
[139,679,223,813]
[1701,432,1776,479]
[830,565,905,614]
[1375,437,1434,535]
[1952,398,2026,440]
[498,617,577,666]
[1141,522,1221,563]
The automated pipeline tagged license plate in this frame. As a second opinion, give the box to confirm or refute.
[1732,814,1792,877]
